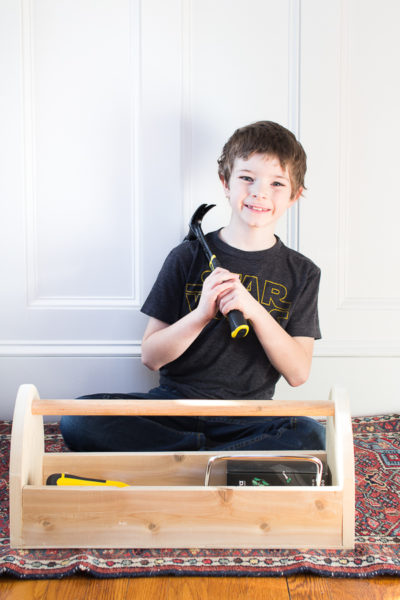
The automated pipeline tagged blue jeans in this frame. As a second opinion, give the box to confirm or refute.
[60,386,325,452]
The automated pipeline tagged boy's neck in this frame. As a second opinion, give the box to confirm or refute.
[219,222,277,251]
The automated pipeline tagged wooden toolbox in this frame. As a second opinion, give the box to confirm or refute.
[9,384,355,549]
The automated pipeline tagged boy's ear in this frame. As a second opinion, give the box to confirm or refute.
[219,174,230,198]
[289,186,303,205]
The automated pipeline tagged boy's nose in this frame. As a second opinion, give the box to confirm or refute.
[251,191,267,200]
[250,182,268,200]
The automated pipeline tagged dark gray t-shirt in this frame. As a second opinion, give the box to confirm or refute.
[141,231,321,400]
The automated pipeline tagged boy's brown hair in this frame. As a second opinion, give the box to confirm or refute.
[217,121,307,197]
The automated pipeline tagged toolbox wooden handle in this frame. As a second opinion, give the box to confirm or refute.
[31,397,335,417]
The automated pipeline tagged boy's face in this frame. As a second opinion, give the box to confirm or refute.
[221,153,302,232]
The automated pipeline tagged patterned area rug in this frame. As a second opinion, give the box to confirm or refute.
[0,415,399,579]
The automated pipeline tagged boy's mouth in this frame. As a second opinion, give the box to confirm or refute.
[244,203,270,213]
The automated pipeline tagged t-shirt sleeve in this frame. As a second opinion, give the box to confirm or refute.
[286,266,322,339]
[140,244,189,325]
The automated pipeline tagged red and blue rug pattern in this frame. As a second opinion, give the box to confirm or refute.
[0,414,399,579]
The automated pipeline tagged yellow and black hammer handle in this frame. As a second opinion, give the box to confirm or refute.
[188,203,249,339]
[207,252,250,338]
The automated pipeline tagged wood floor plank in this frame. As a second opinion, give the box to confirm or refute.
[0,576,124,600]
[126,576,290,600]
[80,577,131,600]
[1,574,400,599]
[287,575,333,599]
[46,576,131,600]
[0,578,51,600]
[287,575,400,600]
[44,576,95,600]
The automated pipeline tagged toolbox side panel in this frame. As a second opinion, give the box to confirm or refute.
[20,486,343,549]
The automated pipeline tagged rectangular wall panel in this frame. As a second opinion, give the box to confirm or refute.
[339,0,400,308]
[24,0,137,307]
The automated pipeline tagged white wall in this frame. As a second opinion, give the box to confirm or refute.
[0,0,399,418]
[275,0,400,413]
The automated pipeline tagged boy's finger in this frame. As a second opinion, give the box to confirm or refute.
[208,268,239,283]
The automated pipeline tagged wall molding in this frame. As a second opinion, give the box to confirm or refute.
[338,297,400,311]
[25,297,140,310]
[314,339,400,358]
[180,0,193,237]
[0,341,142,357]
[287,0,301,251]
[2,338,399,358]
[336,0,354,311]
[21,0,142,310]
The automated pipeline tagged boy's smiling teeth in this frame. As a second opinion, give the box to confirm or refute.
[244,203,270,212]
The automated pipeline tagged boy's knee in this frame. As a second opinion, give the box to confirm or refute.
[294,417,325,450]
[60,415,83,451]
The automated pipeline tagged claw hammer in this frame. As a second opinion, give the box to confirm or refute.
[186,203,249,339]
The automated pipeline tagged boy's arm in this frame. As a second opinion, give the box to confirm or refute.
[141,313,207,371]
[217,275,315,387]
[141,268,240,371]
[251,307,314,387]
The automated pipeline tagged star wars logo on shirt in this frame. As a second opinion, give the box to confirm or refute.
[185,270,292,323]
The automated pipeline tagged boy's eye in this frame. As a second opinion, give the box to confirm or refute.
[272,181,284,187]
[239,175,254,182]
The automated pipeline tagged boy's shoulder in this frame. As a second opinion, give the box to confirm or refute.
[277,240,321,274]
[160,236,204,274]
[167,236,201,260]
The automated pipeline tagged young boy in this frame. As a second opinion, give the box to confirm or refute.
[60,121,324,452]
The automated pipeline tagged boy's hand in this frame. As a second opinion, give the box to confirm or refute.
[195,267,241,323]
[217,272,259,321]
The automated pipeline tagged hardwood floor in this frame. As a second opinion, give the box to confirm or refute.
[0,575,400,599]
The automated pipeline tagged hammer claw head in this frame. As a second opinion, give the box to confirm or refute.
[189,204,216,237]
